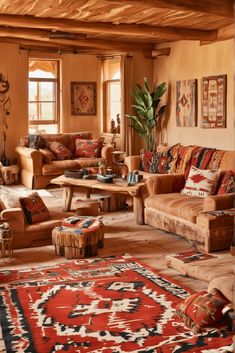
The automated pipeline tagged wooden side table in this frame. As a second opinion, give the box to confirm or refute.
[1,164,19,185]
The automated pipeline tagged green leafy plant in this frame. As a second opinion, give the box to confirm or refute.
[126,77,167,151]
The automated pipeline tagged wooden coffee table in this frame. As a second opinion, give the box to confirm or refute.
[51,175,146,225]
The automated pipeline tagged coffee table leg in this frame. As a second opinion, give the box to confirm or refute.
[63,186,74,211]
[133,195,144,225]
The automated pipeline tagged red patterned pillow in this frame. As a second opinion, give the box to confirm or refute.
[47,141,72,160]
[217,170,235,195]
[176,289,230,332]
[142,150,154,172]
[74,138,104,158]
[181,166,220,198]
[19,193,50,224]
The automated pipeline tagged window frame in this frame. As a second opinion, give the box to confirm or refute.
[28,60,60,127]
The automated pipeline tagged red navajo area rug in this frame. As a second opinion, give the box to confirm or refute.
[0,255,232,353]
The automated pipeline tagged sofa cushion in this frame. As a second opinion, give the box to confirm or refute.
[42,160,80,175]
[75,158,103,169]
[74,138,104,158]
[145,193,203,223]
[47,141,73,160]
[175,288,230,333]
[181,166,221,198]
[19,193,50,224]
[217,170,235,195]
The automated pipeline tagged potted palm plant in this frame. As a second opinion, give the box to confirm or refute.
[126,77,167,151]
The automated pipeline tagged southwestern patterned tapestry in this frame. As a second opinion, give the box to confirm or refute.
[0,255,232,353]
[202,75,227,128]
[176,79,197,127]
[71,82,96,116]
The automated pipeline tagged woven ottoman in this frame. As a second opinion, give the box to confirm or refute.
[52,216,104,260]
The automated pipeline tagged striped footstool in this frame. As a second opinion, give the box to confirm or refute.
[52,216,104,260]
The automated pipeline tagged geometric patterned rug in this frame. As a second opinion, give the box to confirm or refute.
[0,255,232,353]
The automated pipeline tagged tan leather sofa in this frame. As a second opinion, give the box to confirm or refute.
[1,207,72,249]
[125,146,235,253]
[16,132,114,189]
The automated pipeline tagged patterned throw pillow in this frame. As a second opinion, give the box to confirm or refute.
[217,170,235,195]
[47,141,72,160]
[175,289,230,333]
[39,148,56,163]
[149,153,169,174]
[29,135,46,149]
[181,166,220,198]
[74,138,104,158]
[19,193,50,224]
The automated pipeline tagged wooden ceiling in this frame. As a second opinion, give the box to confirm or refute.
[0,0,234,55]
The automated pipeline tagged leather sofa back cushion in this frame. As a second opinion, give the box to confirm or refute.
[74,138,104,158]
[181,166,221,198]
[19,193,50,224]
[66,132,93,153]
[47,141,73,160]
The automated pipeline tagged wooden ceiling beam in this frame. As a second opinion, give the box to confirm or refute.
[0,14,218,42]
[0,26,154,51]
[105,0,234,18]
[0,37,125,55]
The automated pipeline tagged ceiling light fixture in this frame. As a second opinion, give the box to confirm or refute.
[49,32,77,40]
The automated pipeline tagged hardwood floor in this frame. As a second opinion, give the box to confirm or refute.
[1,186,228,294]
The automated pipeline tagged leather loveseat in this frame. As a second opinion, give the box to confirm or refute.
[16,132,114,189]
[125,144,235,253]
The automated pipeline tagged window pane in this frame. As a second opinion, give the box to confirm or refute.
[29,81,37,101]
[110,102,120,121]
[39,102,55,120]
[39,82,56,101]
[29,103,37,120]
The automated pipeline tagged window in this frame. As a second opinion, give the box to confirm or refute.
[102,58,121,134]
[28,59,59,134]
[106,79,121,133]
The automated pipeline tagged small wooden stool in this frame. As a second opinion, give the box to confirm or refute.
[0,224,13,262]
[52,216,104,260]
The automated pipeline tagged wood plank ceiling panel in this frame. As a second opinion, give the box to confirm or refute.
[0,0,233,54]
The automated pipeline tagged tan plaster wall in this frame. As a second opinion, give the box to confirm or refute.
[0,43,28,163]
[61,54,101,137]
[154,39,235,150]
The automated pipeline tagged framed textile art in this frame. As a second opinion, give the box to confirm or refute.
[201,75,227,128]
[71,82,96,116]
[176,79,197,127]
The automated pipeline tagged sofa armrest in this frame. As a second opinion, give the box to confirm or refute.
[15,146,43,175]
[146,173,186,196]
[1,208,25,232]
[124,155,141,172]
[101,144,115,167]
[203,193,235,212]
